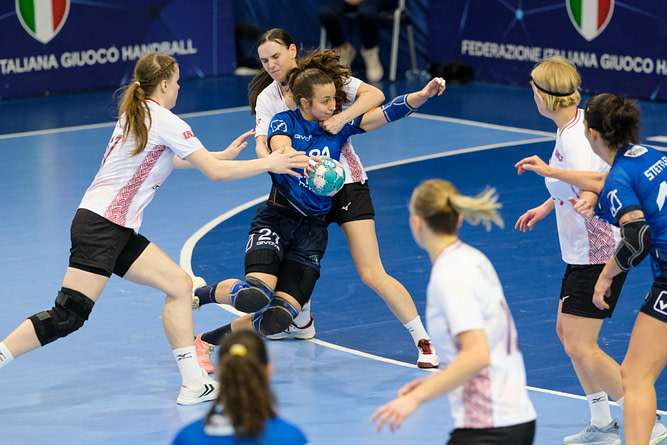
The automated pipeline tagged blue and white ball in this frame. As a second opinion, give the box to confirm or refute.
[307,157,346,197]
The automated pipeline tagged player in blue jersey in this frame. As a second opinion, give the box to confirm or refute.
[171,330,307,445]
[189,60,446,364]
[515,93,667,445]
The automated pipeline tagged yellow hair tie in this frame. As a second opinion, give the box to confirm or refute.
[229,344,247,356]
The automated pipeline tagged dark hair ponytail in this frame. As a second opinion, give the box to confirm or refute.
[585,93,640,149]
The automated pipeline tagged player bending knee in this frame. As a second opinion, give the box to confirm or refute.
[251,296,299,336]
[28,288,95,346]
[230,276,274,313]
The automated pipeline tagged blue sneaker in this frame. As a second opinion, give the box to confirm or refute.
[564,419,621,445]
[652,414,667,445]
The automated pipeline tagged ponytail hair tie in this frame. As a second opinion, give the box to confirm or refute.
[229,344,247,357]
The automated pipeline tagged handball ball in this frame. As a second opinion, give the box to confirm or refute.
[307,157,346,197]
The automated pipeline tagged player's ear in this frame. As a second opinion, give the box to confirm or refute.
[299,97,310,109]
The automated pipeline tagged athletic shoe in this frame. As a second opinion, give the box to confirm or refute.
[563,419,621,445]
[651,414,667,445]
[337,42,356,67]
[194,333,215,374]
[176,370,218,405]
[265,315,316,340]
[416,339,439,369]
[191,276,206,311]
[361,46,383,82]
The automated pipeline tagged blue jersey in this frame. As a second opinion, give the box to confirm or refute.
[171,415,307,445]
[268,109,364,216]
[595,145,667,263]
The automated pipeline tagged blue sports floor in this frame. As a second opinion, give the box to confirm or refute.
[0,75,666,444]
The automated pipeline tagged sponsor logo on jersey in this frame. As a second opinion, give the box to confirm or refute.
[17,0,70,44]
[183,130,195,139]
[607,189,622,218]
[270,120,287,133]
[566,0,613,42]
[554,149,563,162]
[625,145,648,158]
[294,133,312,142]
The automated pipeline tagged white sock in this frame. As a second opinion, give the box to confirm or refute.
[173,346,203,385]
[588,391,613,427]
[293,301,311,326]
[403,316,430,346]
[0,342,14,369]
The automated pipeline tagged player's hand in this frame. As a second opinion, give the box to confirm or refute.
[592,274,613,310]
[515,207,548,232]
[568,197,595,219]
[370,395,420,433]
[266,148,310,177]
[417,77,446,99]
[515,155,553,177]
[219,129,255,160]
[320,114,346,135]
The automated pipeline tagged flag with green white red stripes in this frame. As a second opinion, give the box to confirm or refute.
[16,0,70,44]
[566,0,614,41]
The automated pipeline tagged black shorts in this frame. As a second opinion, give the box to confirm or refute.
[246,202,328,274]
[560,264,627,319]
[448,420,535,445]
[641,274,667,323]
[69,208,150,278]
[326,181,375,226]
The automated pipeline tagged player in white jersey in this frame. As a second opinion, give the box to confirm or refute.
[0,53,310,406]
[245,28,439,368]
[515,57,630,445]
[371,179,536,444]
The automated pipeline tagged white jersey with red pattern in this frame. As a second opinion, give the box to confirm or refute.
[78,100,202,232]
[254,77,367,184]
[545,108,620,265]
[426,241,536,429]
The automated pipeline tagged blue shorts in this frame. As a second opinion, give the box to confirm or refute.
[641,275,667,324]
[246,201,328,273]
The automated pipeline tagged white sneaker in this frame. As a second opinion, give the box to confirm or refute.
[191,276,206,311]
[564,419,621,445]
[265,315,316,340]
[337,42,356,67]
[176,370,218,405]
[416,338,439,369]
[361,46,383,82]
[651,414,667,445]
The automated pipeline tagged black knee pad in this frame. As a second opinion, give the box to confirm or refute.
[275,260,320,307]
[29,288,95,346]
[244,249,281,276]
[251,296,299,336]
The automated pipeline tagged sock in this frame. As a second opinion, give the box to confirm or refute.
[201,324,232,346]
[173,346,203,385]
[0,342,14,369]
[292,301,311,326]
[403,316,430,346]
[194,283,219,307]
[587,391,613,427]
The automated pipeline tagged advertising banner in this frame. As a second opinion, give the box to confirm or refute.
[0,0,235,99]
[429,1,667,101]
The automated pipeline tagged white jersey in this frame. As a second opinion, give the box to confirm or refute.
[254,77,367,184]
[426,241,536,429]
[545,108,619,264]
[79,100,202,231]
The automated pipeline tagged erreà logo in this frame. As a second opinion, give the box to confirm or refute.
[16,0,70,44]
[566,0,614,42]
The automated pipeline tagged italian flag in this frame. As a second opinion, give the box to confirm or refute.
[568,0,612,40]
[17,0,68,43]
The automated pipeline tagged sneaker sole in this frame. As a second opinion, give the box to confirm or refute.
[266,329,316,340]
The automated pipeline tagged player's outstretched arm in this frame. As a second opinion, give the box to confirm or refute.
[515,155,607,193]
[173,130,255,169]
[359,77,446,132]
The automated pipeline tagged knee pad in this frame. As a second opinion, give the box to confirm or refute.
[29,288,95,346]
[230,276,273,313]
[251,296,299,336]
